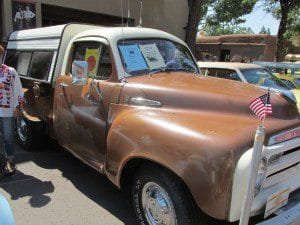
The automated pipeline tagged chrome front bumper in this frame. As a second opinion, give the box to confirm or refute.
[230,137,300,222]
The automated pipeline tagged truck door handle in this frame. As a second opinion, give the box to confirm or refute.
[60,82,69,88]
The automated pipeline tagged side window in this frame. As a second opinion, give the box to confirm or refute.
[199,68,207,76]
[97,45,112,80]
[28,51,54,80]
[72,41,112,80]
[207,68,217,77]
[17,52,32,76]
[72,41,100,79]
[4,50,19,69]
[208,69,241,81]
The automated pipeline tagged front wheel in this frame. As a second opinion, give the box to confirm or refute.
[132,164,210,225]
[15,117,46,150]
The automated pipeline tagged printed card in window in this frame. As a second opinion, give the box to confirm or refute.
[140,44,166,70]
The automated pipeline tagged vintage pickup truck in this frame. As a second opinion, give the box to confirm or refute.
[4,24,300,225]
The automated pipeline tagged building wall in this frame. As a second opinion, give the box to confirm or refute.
[1,0,188,41]
[196,34,279,62]
[263,35,277,61]
[197,43,266,62]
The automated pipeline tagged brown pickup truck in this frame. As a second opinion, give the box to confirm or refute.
[4,24,300,225]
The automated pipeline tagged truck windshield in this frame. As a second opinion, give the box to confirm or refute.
[241,68,295,90]
[118,39,199,76]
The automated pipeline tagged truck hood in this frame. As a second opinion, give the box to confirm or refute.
[120,72,299,120]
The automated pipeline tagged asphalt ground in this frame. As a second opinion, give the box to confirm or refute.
[0,142,137,225]
[0,141,266,225]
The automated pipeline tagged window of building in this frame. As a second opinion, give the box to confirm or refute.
[220,50,231,62]
[28,51,53,80]
[72,41,112,80]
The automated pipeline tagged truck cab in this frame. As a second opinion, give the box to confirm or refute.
[4,24,300,225]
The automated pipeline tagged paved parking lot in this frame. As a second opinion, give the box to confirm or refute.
[0,142,266,225]
[0,142,137,225]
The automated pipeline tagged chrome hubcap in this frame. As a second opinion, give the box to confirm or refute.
[142,182,177,225]
[17,118,28,142]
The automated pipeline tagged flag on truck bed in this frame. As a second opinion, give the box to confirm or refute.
[249,92,272,121]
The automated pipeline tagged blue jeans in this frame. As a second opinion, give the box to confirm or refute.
[0,117,14,158]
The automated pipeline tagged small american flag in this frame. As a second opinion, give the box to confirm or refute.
[249,92,272,121]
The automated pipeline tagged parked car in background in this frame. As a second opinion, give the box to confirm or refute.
[285,54,300,63]
[4,24,300,225]
[198,62,300,110]
[252,61,300,89]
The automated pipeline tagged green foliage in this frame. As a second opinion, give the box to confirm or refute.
[263,0,300,38]
[212,0,257,24]
[203,23,254,35]
[199,0,257,36]
[284,6,300,41]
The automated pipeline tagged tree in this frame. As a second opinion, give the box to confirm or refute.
[203,23,254,35]
[259,26,271,34]
[199,0,257,35]
[265,0,300,61]
[208,0,257,25]
[284,7,300,42]
[185,0,213,54]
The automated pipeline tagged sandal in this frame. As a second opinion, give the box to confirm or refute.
[2,161,16,176]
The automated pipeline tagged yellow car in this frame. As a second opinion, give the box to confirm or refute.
[253,61,300,89]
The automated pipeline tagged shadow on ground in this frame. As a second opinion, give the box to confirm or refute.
[1,141,137,225]
[0,171,54,208]
[0,141,265,225]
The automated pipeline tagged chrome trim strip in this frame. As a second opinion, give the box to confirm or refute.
[265,151,300,177]
[263,164,300,189]
[129,97,162,107]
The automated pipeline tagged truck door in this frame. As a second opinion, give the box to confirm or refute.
[54,40,113,167]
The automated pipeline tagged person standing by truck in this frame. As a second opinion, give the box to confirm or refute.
[0,45,24,176]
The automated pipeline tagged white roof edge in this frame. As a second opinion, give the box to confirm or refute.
[197,62,263,69]
[72,27,186,46]
[9,25,186,47]
[9,24,68,41]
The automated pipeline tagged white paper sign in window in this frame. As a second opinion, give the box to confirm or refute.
[139,44,166,70]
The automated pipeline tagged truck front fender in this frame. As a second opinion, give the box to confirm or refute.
[105,104,256,220]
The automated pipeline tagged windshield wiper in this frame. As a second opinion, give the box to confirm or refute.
[148,67,177,75]
[176,68,197,73]
[148,67,197,75]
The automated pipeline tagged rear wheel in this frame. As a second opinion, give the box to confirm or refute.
[15,117,47,150]
[132,164,210,225]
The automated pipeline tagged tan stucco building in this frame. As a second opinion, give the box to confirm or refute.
[196,34,278,62]
[0,0,188,42]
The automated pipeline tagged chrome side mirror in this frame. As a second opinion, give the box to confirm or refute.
[71,61,88,85]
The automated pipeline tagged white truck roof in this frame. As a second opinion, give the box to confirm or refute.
[9,24,66,41]
[7,24,99,50]
[6,23,189,83]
